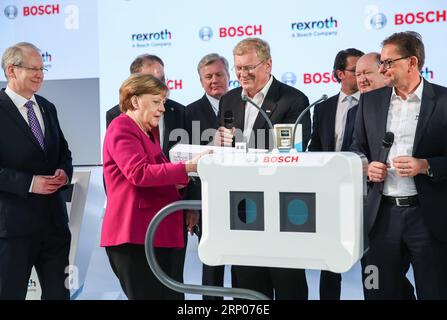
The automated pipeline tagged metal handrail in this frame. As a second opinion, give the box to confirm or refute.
[144,200,270,300]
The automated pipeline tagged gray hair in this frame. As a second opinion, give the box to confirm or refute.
[233,37,271,62]
[197,53,229,76]
[1,42,40,79]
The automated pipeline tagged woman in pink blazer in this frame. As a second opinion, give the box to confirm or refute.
[101,74,200,300]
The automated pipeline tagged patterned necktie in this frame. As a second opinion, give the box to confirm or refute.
[24,100,45,150]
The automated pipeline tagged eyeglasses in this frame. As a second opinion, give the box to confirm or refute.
[344,68,356,74]
[378,56,411,70]
[232,60,265,74]
[13,64,48,73]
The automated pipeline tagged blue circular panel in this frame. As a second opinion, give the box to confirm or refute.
[287,199,309,225]
[237,198,257,224]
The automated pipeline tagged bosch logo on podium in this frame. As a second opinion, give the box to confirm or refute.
[262,155,299,163]
[219,25,263,38]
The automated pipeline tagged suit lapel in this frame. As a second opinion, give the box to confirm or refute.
[373,87,392,153]
[36,96,53,153]
[252,77,278,130]
[413,80,435,153]
[326,94,339,151]
[0,90,44,152]
[201,95,218,128]
[162,101,176,153]
[233,89,246,130]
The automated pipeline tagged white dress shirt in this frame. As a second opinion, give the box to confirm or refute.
[5,86,45,134]
[206,93,220,116]
[242,76,273,142]
[334,91,360,151]
[383,79,424,197]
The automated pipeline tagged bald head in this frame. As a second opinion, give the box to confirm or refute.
[355,52,385,93]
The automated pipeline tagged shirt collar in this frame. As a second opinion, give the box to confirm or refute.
[241,75,273,101]
[391,77,424,102]
[5,86,37,108]
[339,90,360,103]
[205,93,220,114]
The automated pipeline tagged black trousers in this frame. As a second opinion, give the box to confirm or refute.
[202,264,225,300]
[106,243,185,300]
[0,228,71,300]
[320,271,341,300]
[196,213,226,300]
[363,201,447,299]
[232,265,308,300]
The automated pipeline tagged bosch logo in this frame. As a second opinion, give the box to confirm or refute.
[199,26,213,41]
[395,10,446,25]
[282,72,297,87]
[219,25,262,38]
[167,79,183,90]
[23,4,60,16]
[4,5,18,19]
[303,72,337,84]
[370,13,387,29]
[263,155,299,163]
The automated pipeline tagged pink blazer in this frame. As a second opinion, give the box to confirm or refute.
[101,114,189,248]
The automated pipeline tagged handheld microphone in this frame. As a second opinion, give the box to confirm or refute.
[378,132,394,164]
[292,94,328,151]
[241,94,276,149]
[224,110,234,129]
[223,110,235,147]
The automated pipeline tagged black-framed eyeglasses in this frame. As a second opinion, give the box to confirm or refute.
[344,68,356,73]
[13,64,48,73]
[378,56,411,70]
[232,60,265,74]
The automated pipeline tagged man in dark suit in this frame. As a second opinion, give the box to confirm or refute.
[105,54,185,159]
[214,37,310,300]
[0,42,73,299]
[308,48,363,300]
[354,52,416,300]
[185,53,230,300]
[352,31,447,299]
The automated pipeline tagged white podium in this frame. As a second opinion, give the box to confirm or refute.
[197,151,368,273]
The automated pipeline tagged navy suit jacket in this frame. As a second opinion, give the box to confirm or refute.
[218,77,311,150]
[185,94,219,200]
[185,94,218,145]
[351,80,447,241]
[106,99,185,159]
[308,93,358,152]
[0,89,73,237]
[308,94,339,151]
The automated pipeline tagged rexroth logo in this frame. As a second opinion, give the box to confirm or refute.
[395,10,446,25]
[263,155,299,163]
[24,4,60,16]
[219,25,262,38]
[303,72,337,84]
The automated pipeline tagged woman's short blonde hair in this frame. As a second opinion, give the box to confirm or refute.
[119,73,168,113]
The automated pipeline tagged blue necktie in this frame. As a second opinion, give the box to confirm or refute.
[24,100,45,150]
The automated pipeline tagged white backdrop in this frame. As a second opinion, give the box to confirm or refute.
[1,0,446,162]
